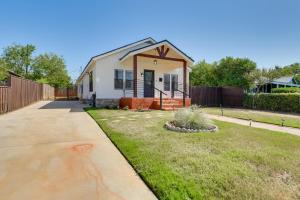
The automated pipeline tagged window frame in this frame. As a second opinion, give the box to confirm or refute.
[164,74,171,91]
[89,71,93,92]
[171,74,178,91]
[114,69,124,90]
[125,70,133,90]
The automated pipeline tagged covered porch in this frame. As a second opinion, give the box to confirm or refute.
[118,40,193,110]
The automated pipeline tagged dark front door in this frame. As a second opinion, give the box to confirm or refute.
[144,70,155,97]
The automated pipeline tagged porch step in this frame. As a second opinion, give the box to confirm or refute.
[152,99,185,110]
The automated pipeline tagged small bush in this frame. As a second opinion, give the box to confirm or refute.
[105,104,119,109]
[173,107,213,130]
[190,104,200,111]
[243,93,300,113]
[122,106,129,110]
[272,87,300,93]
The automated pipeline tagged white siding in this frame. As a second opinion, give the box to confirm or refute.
[80,41,191,99]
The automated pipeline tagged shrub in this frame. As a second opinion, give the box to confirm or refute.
[243,93,300,113]
[173,107,213,130]
[272,87,300,93]
[105,104,119,109]
[122,106,129,110]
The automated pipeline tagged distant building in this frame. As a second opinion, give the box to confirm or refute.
[256,76,300,93]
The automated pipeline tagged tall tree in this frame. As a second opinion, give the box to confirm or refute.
[1,44,35,77]
[190,57,257,89]
[190,60,218,86]
[215,57,257,89]
[32,53,71,88]
[0,59,8,81]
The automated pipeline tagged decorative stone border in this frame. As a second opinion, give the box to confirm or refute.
[164,121,218,133]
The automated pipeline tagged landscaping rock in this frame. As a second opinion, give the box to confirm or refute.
[164,121,218,133]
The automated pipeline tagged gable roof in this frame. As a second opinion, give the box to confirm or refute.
[272,76,295,84]
[76,37,156,83]
[270,76,300,87]
[91,37,156,61]
[119,40,194,64]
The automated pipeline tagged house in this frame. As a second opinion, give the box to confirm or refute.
[256,76,300,93]
[76,37,194,110]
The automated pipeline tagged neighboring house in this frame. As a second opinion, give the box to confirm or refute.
[256,76,300,93]
[76,37,194,110]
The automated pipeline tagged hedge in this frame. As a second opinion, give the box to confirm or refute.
[272,87,300,93]
[243,93,300,113]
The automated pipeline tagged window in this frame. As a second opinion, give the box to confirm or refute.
[171,74,178,91]
[164,74,170,91]
[114,69,124,89]
[89,71,93,92]
[125,70,133,90]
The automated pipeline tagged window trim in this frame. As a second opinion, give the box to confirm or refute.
[164,73,171,91]
[125,70,133,90]
[89,71,93,92]
[114,69,124,90]
[171,74,178,91]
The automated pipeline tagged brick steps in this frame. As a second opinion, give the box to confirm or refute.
[152,99,184,110]
[120,97,191,110]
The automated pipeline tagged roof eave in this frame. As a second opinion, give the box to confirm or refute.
[76,37,156,83]
[119,40,194,64]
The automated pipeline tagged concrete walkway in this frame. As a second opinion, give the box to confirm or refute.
[206,114,300,137]
[0,101,157,200]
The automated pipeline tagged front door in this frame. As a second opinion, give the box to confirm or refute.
[144,70,155,97]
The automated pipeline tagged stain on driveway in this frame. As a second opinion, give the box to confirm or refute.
[0,101,157,200]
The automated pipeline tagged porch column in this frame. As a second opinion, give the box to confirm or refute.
[183,61,187,107]
[133,55,137,97]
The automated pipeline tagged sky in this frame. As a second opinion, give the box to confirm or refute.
[0,0,300,81]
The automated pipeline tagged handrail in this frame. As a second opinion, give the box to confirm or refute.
[175,88,190,97]
[154,87,167,96]
[154,87,167,110]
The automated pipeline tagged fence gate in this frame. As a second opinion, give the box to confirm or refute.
[55,87,77,100]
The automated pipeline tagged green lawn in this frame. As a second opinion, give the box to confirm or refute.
[86,108,300,200]
[202,107,300,129]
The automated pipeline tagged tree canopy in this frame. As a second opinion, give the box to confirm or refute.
[2,44,35,78]
[191,57,300,89]
[0,59,8,81]
[32,54,71,88]
[273,63,300,83]
[0,44,71,87]
[191,57,257,89]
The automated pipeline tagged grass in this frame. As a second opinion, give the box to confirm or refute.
[86,108,300,200]
[202,107,300,129]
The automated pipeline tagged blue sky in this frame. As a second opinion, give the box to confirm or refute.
[1,0,299,81]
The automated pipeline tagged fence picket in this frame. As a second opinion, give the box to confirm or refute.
[0,75,55,114]
[190,86,244,107]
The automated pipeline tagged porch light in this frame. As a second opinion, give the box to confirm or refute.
[153,59,157,65]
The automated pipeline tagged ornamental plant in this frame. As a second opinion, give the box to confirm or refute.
[173,107,213,130]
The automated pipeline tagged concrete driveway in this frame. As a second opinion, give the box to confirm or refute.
[0,101,157,200]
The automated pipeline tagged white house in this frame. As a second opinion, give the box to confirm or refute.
[76,37,194,110]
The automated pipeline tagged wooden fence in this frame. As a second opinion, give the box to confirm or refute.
[55,87,77,100]
[0,75,54,114]
[43,84,55,100]
[190,86,244,107]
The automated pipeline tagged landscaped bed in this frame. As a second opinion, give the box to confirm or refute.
[86,108,300,200]
[202,107,300,129]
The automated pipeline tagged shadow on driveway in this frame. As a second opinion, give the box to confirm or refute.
[39,101,89,112]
